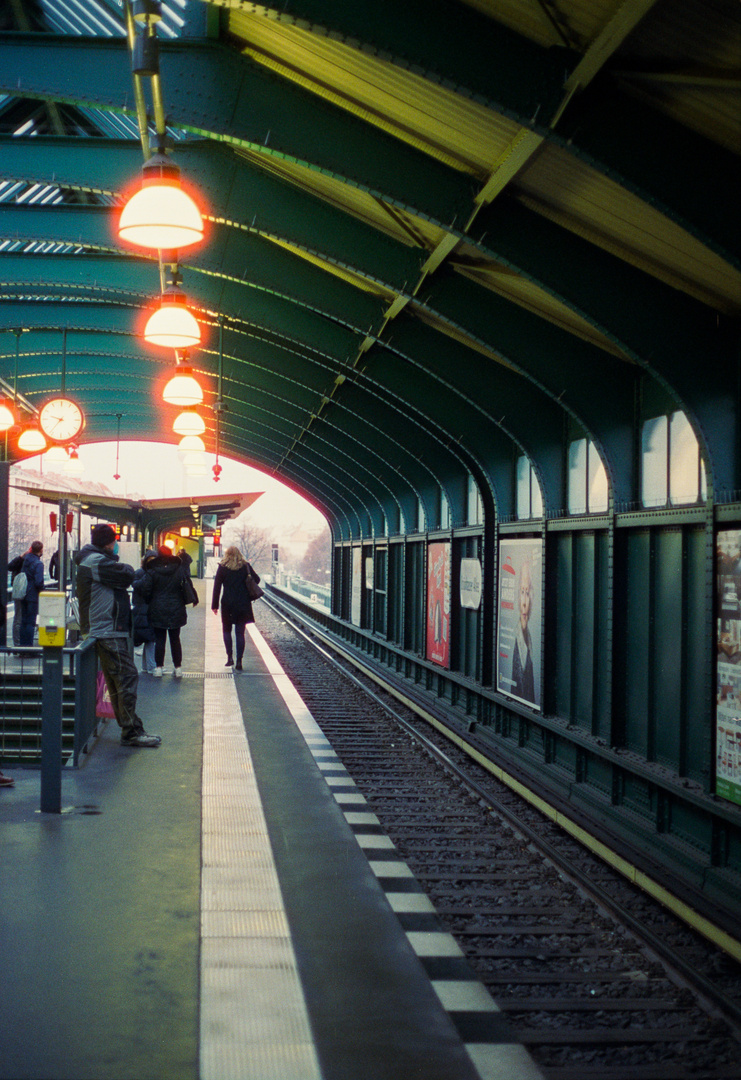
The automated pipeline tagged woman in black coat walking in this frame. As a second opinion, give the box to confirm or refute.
[140,546,198,678]
[211,546,261,672]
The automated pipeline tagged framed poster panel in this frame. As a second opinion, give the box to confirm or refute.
[351,546,362,627]
[426,541,451,668]
[497,537,542,710]
[460,558,482,610]
[716,529,741,806]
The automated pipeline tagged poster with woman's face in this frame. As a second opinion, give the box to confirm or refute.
[497,538,542,710]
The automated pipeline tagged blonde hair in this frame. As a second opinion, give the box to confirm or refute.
[220,545,247,570]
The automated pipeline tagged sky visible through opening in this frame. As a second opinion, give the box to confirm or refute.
[20,439,327,534]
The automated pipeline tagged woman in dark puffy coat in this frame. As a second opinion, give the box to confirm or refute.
[132,552,157,674]
[139,546,198,678]
[211,546,261,672]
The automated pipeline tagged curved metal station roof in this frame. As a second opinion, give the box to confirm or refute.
[1,0,739,539]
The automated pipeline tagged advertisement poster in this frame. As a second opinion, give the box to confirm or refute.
[716,529,741,805]
[351,547,362,627]
[497,537,542,710]
[427,542,450,668]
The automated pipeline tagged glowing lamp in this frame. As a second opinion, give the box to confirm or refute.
[173,409,206,437]
[162,355,203,406]
[145,286,201,350]
[184,462,208,477]
[181,451,206,467]
[17,424,46,453]
[118,154,204,251]
[45,445,69,463]
[177,435,205,454]
[64,447,84,476]
[0,398,15,432]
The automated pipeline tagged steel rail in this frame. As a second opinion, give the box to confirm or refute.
[264,593,741,1036]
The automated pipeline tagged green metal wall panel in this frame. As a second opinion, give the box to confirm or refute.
[574,533,596,731]
[623,530,652,757]
[653,529,684,770]
[685,526,711,786]
[554,534,573,719]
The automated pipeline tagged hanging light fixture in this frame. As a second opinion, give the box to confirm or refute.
[177,434,205,454]
[45,445,68,464]
[0,397,15,433]
[173,409,205,437]
[184,461,208,477]
[17,423,46,453]
[145,284,201,350]
[64,445,84,476]
[162,352,203,406]
[118,154,204,251]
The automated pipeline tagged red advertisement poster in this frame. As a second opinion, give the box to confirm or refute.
[427,542,450,668]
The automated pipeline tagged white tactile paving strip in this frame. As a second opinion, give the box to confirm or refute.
[246,621,545,1080]
[199,603,322,1080]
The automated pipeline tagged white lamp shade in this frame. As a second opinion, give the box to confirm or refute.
[181,450,207,466]
[178,435,205,454]
[145,303,201,350]
[184,462,208,477]
[162,368,204,406]
[119,184,204,250]
[18,425,47,453]
[45,445,69,463]
[0,399,14,432]
[64,455,85,475]
[173,409,206,437]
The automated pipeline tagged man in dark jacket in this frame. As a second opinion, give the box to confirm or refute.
[8,551,26,648]
[19,541,45,649]
[74,524,160,748]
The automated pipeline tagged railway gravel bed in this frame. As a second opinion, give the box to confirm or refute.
[256,602,741,1079]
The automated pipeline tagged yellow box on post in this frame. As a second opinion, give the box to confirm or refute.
[38,591,67,647]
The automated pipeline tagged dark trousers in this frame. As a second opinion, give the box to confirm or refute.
[12,599,22,647]
[221,609,247,663]
[19,598,38,647]
[96,637,144,738]
[154,626,182,668]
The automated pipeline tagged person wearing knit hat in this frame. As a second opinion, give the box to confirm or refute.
[73,526,161,748]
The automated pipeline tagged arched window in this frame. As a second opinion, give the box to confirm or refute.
[568,439,608,514]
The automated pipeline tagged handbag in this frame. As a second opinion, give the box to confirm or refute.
[11,573,27,600]
[95,670,115,720]
[182,574,199,606]
[245,570,264,601]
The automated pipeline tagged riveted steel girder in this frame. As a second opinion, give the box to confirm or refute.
[0,36,474,226]
[1,34,737,263]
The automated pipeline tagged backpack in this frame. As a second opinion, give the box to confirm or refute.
[12,572,27,600]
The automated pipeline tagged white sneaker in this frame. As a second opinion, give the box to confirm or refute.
[153,667,163,678]
[173,667,183,679]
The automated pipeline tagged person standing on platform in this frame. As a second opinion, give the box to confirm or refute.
[140,546,198,679]
[19,541,44,651]
[211,546,261,672]
[74,524,160,748]
[132,552,157,675]
[8,550,27,649]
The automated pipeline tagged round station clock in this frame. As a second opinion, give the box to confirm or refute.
[38,397,85,443]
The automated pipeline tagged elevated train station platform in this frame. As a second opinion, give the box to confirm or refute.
[0,582,542,1080]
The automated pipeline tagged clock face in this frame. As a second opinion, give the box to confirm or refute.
[38,397,85,442]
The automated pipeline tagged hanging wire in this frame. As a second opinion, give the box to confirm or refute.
[114,413,122,479]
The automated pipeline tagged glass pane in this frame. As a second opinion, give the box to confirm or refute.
[568,438,587,514]
[642,416,668,507]
[588,442,609,512]
[516,455,531,519]
[670,411,699,505]
[441,491,451,528]
[532,472,543,517]
[467,475,483,525]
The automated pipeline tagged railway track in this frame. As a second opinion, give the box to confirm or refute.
[256,599,741,1080]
